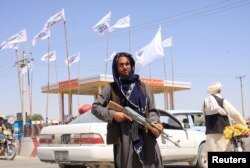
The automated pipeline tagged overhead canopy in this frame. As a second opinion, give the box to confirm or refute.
[41,74,191,95]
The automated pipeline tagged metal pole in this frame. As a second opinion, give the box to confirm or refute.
[63,21,72,116]
[236,75,245,117]
[170,46,175,110]
[45,38,51,125]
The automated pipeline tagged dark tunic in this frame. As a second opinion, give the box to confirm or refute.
[205,95,230,134]
[91,83,163,168]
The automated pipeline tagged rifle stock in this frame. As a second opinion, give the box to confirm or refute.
[107,101,123,112]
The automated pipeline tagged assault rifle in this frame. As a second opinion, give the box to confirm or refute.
[108,101,180,147]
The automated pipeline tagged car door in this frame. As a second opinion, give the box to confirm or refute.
[157,110,196,161]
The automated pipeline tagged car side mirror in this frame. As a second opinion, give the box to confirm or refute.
[182,118,189,123]
[183,123,190,129]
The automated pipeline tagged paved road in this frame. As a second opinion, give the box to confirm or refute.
[244,136,250,151]
[0,156,58,168]
[0,137,248,168]
[0,156,191,168]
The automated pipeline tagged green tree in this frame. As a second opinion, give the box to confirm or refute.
[30,113,43,121]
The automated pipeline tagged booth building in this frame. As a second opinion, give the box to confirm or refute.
[42,74,191,123]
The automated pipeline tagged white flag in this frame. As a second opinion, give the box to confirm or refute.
[162,36,173,47]
[41,51,56,62]
[44,9,65,30]
[19,60,33,76]
[110,15,130,30]
[135,26,164,71]
[105,51,116,62]
[19,65,28,76]
[0,29,27,48]
[92,11,111,35]
[32,29,50,46]
[0,41,19,50]
[65,53,80,67]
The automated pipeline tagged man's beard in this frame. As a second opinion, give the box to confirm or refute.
[120,72,131,79]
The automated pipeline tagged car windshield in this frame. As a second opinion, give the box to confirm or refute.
[173,113,205,126]
[158,109,183,129]
[69,111,103,124]
[191,113,205,126]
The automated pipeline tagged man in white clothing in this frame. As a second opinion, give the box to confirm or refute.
[203,82,247,167]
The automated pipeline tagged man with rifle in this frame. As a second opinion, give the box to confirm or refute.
[92,52,164,168]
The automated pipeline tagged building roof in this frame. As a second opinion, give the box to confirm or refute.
[41,74,191,95]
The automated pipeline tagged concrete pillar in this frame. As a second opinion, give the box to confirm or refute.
[169,92,175,110]
[163,92,169,110]
[68,93,72,115]
[59,93,65,124]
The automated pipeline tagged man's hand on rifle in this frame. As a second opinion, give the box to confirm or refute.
[113,112,132,122]
[150,123,163,138]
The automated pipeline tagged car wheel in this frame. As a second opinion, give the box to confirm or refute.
[59,164,88,168]
[193,143,206,168]
[58,164,68,168]
[58,164,77,168]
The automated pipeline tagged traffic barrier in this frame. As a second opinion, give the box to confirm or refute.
[18,136,40,157]
[30,137,39,157]
[19,137,36,157]
[18,123,58,157]
[19,124,44,157]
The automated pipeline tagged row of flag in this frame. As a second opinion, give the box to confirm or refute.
[1,9,173,74]
[0,9,80,76]
[0,9,65,50]
[92,11,130,35]
[104,25,173,71]
[91,11,173,70]
[18,50,80,76]
[40,50,80,67]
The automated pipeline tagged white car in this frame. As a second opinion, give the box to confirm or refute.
[37,109,206,168]
[168,110,205,132]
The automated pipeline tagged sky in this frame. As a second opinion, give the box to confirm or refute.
[0,0,249,121]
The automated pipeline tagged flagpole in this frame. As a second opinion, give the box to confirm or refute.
[128,27,131,53]
[163,53,169,110]
[14,49,27,121]
[63,20,72,116]
[29,67,33,117]
[149,63,152,79]
[13,49,27,127]
[163,56,167,81]
[77,59,80,110]
[105,31,110,80]
[27,52,33,117]
[21,51,26,126]
[54,60,59,89]
[45,37,51,125]
[24,39,31,124]
[170,46,175,109]
[63,21,71,81]
[24,30,31,123]
[162,35,174,110]
[15,49,22,107]
[53,40,59,122]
